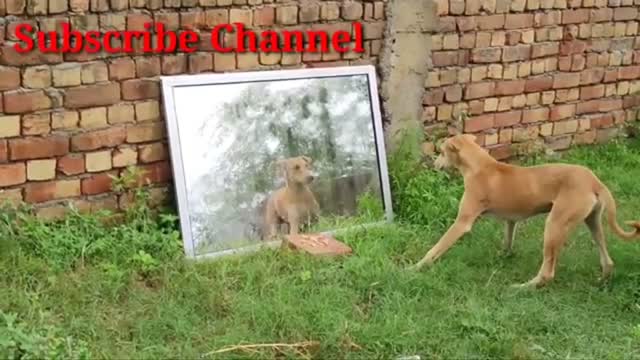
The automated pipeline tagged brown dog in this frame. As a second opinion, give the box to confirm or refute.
[263,156,320,246]
[410,133,640,288]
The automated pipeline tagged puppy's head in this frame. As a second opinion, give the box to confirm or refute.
[434,134,477,170]
[277,156,315,186]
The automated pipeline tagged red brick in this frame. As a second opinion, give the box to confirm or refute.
[445,85,462,102]
[109,58,135,80]
[81,172,115,195]
[24,180,81,203]
[581,68,605,85]
[154,13,179,31]
[580,85,605,100]
[613,7,638,21]
[623,95,640,109]
[576,99,623,115]
[550,104,576,121]
[599,99,623,112]
[591,114,614,128]
[495,80,525,96]
[0,66,20,91]
[562,9,589,24]
[489,144,512,160]
[494,110,522,127]
[522,108,550,123]
[127,13,152,31]
[465,114,494,132]
[136,161,171,185]
[525,76,553,93]
[506,32,522,48]
[438,16,456,32]
[603,70,618,83]
[576,100,600,115]
[254,7,275,26]
[457,50,470,66]
[456,17,476,32]
[0,44,62,66]
[57,154,85,175]
[432,51,459,67]
[502,45,530,62]
[534,11,561,27]
[469,100,484,115]
[0,163,26,187]
[71,127,126,151]
[188,53,213,73]
[505,14,533,29]
[135,57,161,77]
[180,11,205,30]
[162,55,187,75]
[465,82,495,100]
[477,15,505,30]
[9,136,69,160]
[3,90,51,114]
[618,66,640,80]
[65,83,120,109]
[121,79,159,100]
[471,48,502,63]
[553,73,580,89]
[558,56,572,71]
[0,141,6,162]
[423,89,444,106]
[590,8,612,23]
[531,42,560,58]
[560,40,587,56]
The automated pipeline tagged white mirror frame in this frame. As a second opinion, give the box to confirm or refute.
[160,65,394,260]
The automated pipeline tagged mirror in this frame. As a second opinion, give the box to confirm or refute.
[161,65,393,259]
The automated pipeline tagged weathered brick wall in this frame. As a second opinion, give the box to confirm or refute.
[423,0,640,160]
[0,0,387,219]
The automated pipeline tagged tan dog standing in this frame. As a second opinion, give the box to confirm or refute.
[263,156,320,246]
[410,134,640,288]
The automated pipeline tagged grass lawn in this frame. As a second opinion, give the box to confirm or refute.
[2,137,640,359]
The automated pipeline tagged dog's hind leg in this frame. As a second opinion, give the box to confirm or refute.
[515,193,596,288]
[584,202,614,281]
[502,220,517,255]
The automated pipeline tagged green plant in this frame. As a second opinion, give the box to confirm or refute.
[0,311,90,360]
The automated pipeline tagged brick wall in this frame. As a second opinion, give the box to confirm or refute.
[423,0,640,160]
[0,0,387,219]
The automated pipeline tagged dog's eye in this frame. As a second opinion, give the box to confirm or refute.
[294,165,300,170]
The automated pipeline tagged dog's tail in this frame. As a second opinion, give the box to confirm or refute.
[598,183,640,240]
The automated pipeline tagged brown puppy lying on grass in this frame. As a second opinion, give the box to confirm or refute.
[263,156,320,247]
[409,133,640,288]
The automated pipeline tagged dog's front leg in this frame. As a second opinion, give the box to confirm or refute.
[410,193,483,270]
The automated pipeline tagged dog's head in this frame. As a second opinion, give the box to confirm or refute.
[434,134,478,170]
[276,156,315,186]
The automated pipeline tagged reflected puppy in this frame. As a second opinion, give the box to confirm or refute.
[264,156,320,246]
[410,133,640,288]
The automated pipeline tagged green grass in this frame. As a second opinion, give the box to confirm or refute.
[2,137,640,359]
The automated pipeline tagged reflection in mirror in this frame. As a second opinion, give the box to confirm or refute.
[162,66,393,259]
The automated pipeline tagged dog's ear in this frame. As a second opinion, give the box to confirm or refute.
[301,156,312,164]
[447,133,476,152]
[444,137,462,153]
